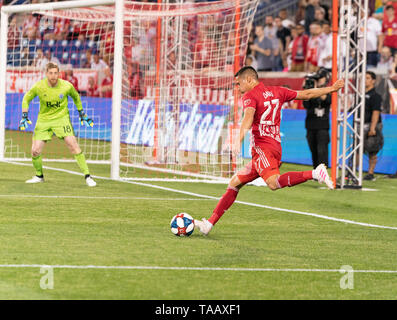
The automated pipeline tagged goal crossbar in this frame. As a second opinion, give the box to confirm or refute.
[0,0,117,163]
[0,0,115,14]
[0,0,259,182]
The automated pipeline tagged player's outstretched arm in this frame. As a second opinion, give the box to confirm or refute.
[68,83,94,127]
[19,85,37,130]
[295,79,345,100]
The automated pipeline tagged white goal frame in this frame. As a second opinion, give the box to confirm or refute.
[0,0,257,182]
[0,0,123,179]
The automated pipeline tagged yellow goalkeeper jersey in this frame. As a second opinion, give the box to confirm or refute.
[22,78,83,121]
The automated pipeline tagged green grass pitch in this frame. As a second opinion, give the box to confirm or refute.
[0,160,397,299]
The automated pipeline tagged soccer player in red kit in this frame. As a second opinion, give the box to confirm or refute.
[194,66,345,235]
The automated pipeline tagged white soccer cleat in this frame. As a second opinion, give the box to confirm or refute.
[313,164,334,189]
[85,176,97,187]
[25,176,44,184]
[194,218,213,236]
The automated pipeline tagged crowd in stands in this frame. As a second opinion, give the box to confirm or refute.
[4,0,171,99]
[3,0,397,101]
[245,0,397,77]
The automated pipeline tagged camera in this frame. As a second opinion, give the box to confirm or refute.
[303,68,331,89]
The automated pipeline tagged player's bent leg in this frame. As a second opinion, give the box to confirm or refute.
[271,170,314,190]
[26,140,46,183]
[64,135,81,155]
[228,172,250,190]
[194,182,240,236]
[31,139,46,158]
[64,136,96,187]
[265,174,281,191]
[195,166,258,236]
[278,171,312,189]
[271,164,334,190]
[207,177,242,226]
[253,147,318,191]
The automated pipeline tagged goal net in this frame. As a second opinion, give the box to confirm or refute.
[0,0,259,181]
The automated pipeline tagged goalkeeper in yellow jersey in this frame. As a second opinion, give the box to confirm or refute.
[19,62,96,187]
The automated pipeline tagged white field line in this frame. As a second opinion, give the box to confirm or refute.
[122,178,229,184]
[0,264,396,273]
[4,161,397,231]
[0,194,213,201]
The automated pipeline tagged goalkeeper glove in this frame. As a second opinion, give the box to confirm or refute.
[79,110,94,127]
[19,112,32,131]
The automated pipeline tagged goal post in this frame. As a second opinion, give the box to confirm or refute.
[110,0,124,180]
[0,9,8,161]
[115,0,259,181]
[0,0,259,181]
[0,0,116,165]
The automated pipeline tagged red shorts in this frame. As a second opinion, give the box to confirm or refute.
[237,146,282,184]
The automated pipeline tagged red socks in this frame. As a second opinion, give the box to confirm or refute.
[276,171,313,188]
[208,171,313,226]
[208,187,239,226]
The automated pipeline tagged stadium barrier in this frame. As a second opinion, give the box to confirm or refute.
[6,94,229,155]
[6,68,98,93]
[7,92,396,174]
[6,69,396,174]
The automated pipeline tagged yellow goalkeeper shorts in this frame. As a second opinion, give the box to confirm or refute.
[33,116,75,141]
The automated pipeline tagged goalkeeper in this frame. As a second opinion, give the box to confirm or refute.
[20,62,96,187]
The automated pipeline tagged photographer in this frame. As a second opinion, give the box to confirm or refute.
[303,68,332,168]
[362,71,384,181]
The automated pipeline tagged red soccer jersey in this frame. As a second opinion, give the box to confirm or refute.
[291,34,309,63]
[242,82,298,152]
[382,15,397,49]
[66,76,79,92]
[306,35,321,66]
[101,76,113,98]
[87,84,99,97]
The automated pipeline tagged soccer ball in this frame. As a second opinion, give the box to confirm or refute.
[170,213,195,237]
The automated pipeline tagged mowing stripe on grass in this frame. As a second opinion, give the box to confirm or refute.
[0,264,396,273]
[5,161,397,231]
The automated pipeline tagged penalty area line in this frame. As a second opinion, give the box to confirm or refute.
[5,161,397,231]
[0,264,396,273]
[114,177,397,231]
[0,194,214,201]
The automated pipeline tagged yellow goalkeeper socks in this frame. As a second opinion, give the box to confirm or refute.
[74,152,90,176]
[32,155,43,177]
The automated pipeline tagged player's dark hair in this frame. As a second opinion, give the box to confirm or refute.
[46,62,59,72]
[366,71,377,81]
[235,66,258,80]
[385,4,394,10]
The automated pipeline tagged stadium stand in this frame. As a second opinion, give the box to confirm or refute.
[2,0,395,113]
